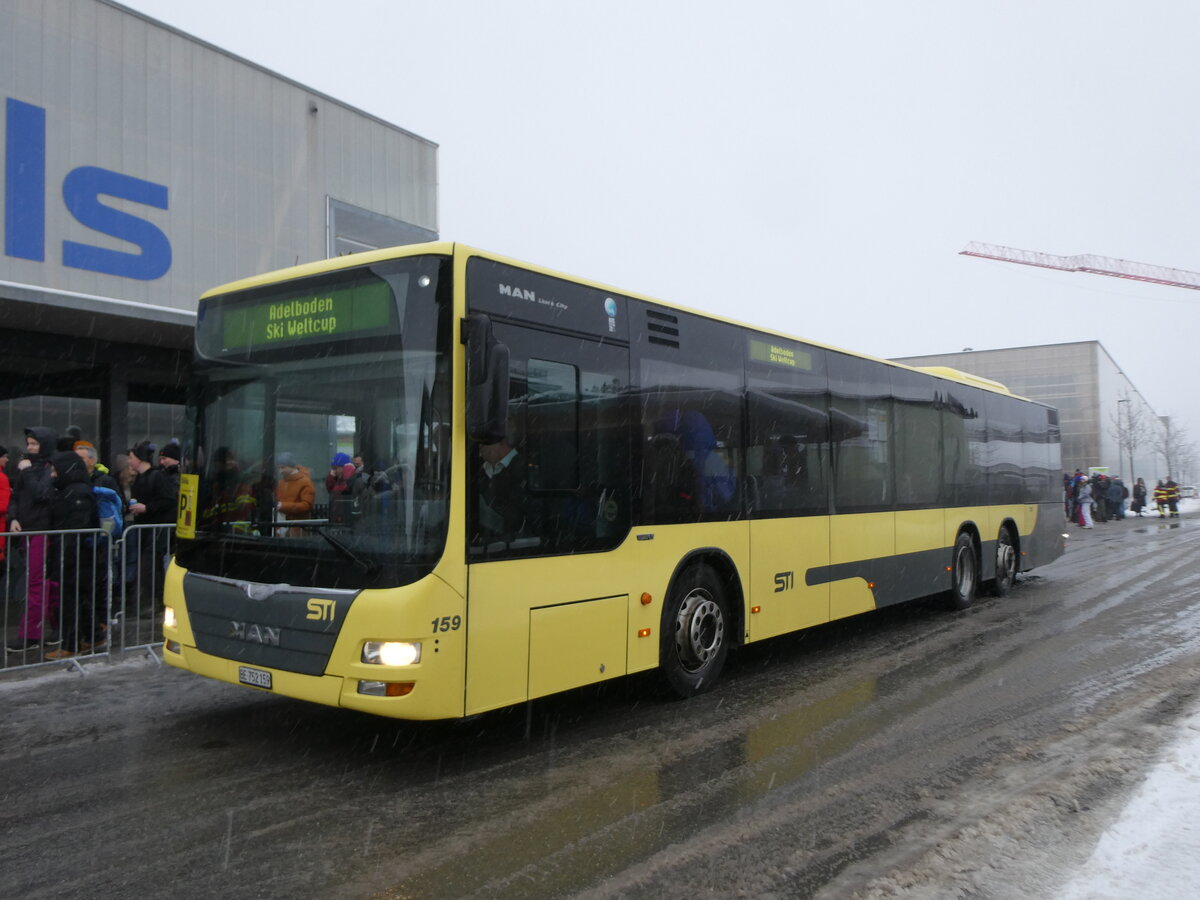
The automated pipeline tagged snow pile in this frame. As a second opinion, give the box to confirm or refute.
[1057,707,1200,899]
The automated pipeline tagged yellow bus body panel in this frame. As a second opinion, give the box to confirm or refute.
[830,512,894,619]
[895,508,946,555]
[466,548,642,714]
[747,517,830,640]
[528,594,628,698]
[465,522,750,715]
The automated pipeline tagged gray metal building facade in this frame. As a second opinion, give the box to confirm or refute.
[893,342,1168,483]
[0,0,437,464]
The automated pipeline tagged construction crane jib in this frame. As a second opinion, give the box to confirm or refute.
[960,241,1200,291]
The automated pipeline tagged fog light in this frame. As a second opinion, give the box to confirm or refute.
[164,606,177,628]
[358,680,415,697]
[362,641,422,666]
[165,640,180,653]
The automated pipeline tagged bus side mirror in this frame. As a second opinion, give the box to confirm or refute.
[462,314,510,444]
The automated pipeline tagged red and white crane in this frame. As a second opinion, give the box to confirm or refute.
[960,241,1200,291]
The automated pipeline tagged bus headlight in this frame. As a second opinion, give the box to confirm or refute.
[362,641,422,666]
[164,606,177,629]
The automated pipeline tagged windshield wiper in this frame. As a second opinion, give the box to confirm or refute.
[315,527,380,578]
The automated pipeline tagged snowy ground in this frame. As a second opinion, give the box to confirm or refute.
[1057,705,1200,899]
[1059,500,1200,899]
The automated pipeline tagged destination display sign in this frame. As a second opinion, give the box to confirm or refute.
[198,276,397,356]
[749,338,813,371]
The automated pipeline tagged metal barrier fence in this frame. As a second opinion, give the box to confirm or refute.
[1,523,175,675]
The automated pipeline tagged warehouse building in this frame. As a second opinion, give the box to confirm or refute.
[0,0,437,464]
[893,341,1169,482]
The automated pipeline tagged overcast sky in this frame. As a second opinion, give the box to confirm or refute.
[123,0,1200,437]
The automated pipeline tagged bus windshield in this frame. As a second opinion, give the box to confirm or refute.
[175,255,454,590]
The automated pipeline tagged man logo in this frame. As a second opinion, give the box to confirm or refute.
[498,283,536,302]
[229,621,281,646]
[306,598,336,622]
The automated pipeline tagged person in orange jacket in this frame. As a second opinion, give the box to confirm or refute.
[275,452,315,536]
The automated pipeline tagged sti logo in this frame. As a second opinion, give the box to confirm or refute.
[4,97,171,280]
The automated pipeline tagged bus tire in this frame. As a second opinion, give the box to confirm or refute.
[949,531,978,610]
[991,525,1017,597]
[661,564,729,698]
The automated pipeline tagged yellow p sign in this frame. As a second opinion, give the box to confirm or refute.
[177,473,198,539]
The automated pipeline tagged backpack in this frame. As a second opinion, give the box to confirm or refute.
[93,485,125,540]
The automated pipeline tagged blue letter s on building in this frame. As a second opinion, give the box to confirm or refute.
[5,97,171,281]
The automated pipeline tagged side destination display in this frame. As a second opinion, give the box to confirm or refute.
[749,337,814,371]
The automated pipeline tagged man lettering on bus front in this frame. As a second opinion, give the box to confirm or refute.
[476,436,525,540]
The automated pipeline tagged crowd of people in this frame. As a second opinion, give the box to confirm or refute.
[1064,470,1183,528]
[2,433,410,663]
[208,449,400,527]
[1,426,180,659]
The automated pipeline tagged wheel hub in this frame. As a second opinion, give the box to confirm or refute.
[997,542,1016,577]
[955,544,975,594]
[674,590,725,672]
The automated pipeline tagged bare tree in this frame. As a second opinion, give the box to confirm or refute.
[1175,438,1199,485]
[1109,390,1148,480]
[1151,417,1191,481]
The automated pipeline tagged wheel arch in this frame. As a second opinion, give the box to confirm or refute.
[664,548,746,649]
[997,516,1023,566]
[956,519,982,554]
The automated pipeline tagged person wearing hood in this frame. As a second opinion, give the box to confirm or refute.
[45,451,101,659]
[6,426,60,653]
[275,452,315,536]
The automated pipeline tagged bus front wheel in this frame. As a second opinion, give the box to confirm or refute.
[661,564,729,698]
[949,532,978,610]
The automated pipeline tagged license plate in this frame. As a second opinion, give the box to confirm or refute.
[238,666,272,690]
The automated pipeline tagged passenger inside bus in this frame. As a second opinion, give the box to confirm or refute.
[643,431,700,523]
[199,446,257,527]
[474,435,526,543]
[655,409,736,516]
[275,452,315,536]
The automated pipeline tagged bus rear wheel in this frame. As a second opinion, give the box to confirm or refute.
[661,564,729,698]
[991,525,1017,597]
[949,532,978,610]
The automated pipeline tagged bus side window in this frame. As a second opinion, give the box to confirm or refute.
[470,327,631,559]
[829,353,893,513]
[745,338,831,518]
[643,431,700,523]
[634,304,745,525]
[526,358,579,492]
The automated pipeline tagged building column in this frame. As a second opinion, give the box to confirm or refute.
[100,362,130,469]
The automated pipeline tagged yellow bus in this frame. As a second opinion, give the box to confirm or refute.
[163,242,1064,718]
